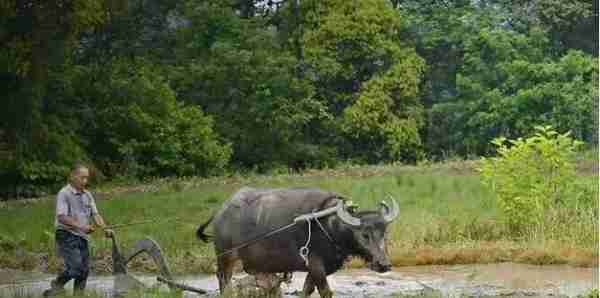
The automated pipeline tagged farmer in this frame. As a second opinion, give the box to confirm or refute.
[43,163,113,297]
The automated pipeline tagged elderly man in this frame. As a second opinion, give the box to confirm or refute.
[43,163,113,297]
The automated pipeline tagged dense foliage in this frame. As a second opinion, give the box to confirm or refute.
[479,126,597,243]
[0,0,597,197]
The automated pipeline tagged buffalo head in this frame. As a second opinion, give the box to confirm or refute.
[337,198,399,273]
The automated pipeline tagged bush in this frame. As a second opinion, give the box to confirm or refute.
[578,289,599,298]
[478,126,593,239]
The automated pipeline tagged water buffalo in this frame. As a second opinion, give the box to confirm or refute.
[196,187,399,298]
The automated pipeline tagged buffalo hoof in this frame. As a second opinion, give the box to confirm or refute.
[233,273,283,298]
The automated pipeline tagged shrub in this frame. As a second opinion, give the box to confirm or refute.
[578,289,599,298]
[478,126,590,238]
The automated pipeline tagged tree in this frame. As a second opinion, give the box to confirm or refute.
[74,0,180,64]
[396,1,598,157]
[0,0,106,141]
[68,58,232,177]
[172,0,326,170]
[302,0,426,162]
[0,1,106,196]
[498,0,598,55]
[429,27,597,156]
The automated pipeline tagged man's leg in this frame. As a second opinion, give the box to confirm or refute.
[73,238,90,295]
[44,230,79,296]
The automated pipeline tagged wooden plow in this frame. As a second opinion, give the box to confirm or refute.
[108,233,207,296]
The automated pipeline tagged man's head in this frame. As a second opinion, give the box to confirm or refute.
[69,163,90,192]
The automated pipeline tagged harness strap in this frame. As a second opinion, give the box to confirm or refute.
[314,217,336,245]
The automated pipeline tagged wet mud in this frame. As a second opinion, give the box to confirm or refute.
[1,263,597,297]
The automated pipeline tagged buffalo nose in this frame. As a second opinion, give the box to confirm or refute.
[371,262,392,273]
[381,264,391,272]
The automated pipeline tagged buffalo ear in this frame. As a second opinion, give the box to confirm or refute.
[337,201,361,226]
[345,200,359,214]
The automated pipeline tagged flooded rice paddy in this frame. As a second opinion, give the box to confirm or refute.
[1,263,597,297]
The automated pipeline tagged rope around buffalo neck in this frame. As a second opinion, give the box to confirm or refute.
[299,216,312,267]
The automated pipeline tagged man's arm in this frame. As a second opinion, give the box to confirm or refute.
[93,214,106,227]
[88,194,113,237]
[93,214,113,237]
[89,195,107,229]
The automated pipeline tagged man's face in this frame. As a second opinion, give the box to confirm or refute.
[71,168,90,191]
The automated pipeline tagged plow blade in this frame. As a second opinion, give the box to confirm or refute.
[109,234,207,296]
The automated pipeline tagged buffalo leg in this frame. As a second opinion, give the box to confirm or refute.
[307,256,332,298]
[216,254,235,294]
[302,273,316,297]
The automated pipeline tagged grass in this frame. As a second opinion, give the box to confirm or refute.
[0,160,597,277]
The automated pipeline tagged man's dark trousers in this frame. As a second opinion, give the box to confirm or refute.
[53,229,90,293]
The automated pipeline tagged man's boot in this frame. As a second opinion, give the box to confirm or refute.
[42,278,67,297]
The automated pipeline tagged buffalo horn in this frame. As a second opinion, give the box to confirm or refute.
[380,197,399,223]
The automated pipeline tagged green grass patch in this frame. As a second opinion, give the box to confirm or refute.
[0,162,597,275]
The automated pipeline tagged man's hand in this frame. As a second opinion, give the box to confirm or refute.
[80,224,95,234]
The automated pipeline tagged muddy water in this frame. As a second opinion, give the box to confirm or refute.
[1,263,597,298]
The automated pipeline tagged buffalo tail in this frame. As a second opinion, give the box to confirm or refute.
[196,215,214,242]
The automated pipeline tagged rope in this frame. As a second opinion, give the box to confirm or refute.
[215,222,298,258]
[314,217,335,244]
[104,217,181,230]
[299,217,312,267]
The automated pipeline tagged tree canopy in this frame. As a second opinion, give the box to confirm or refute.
[0,0,597,197]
